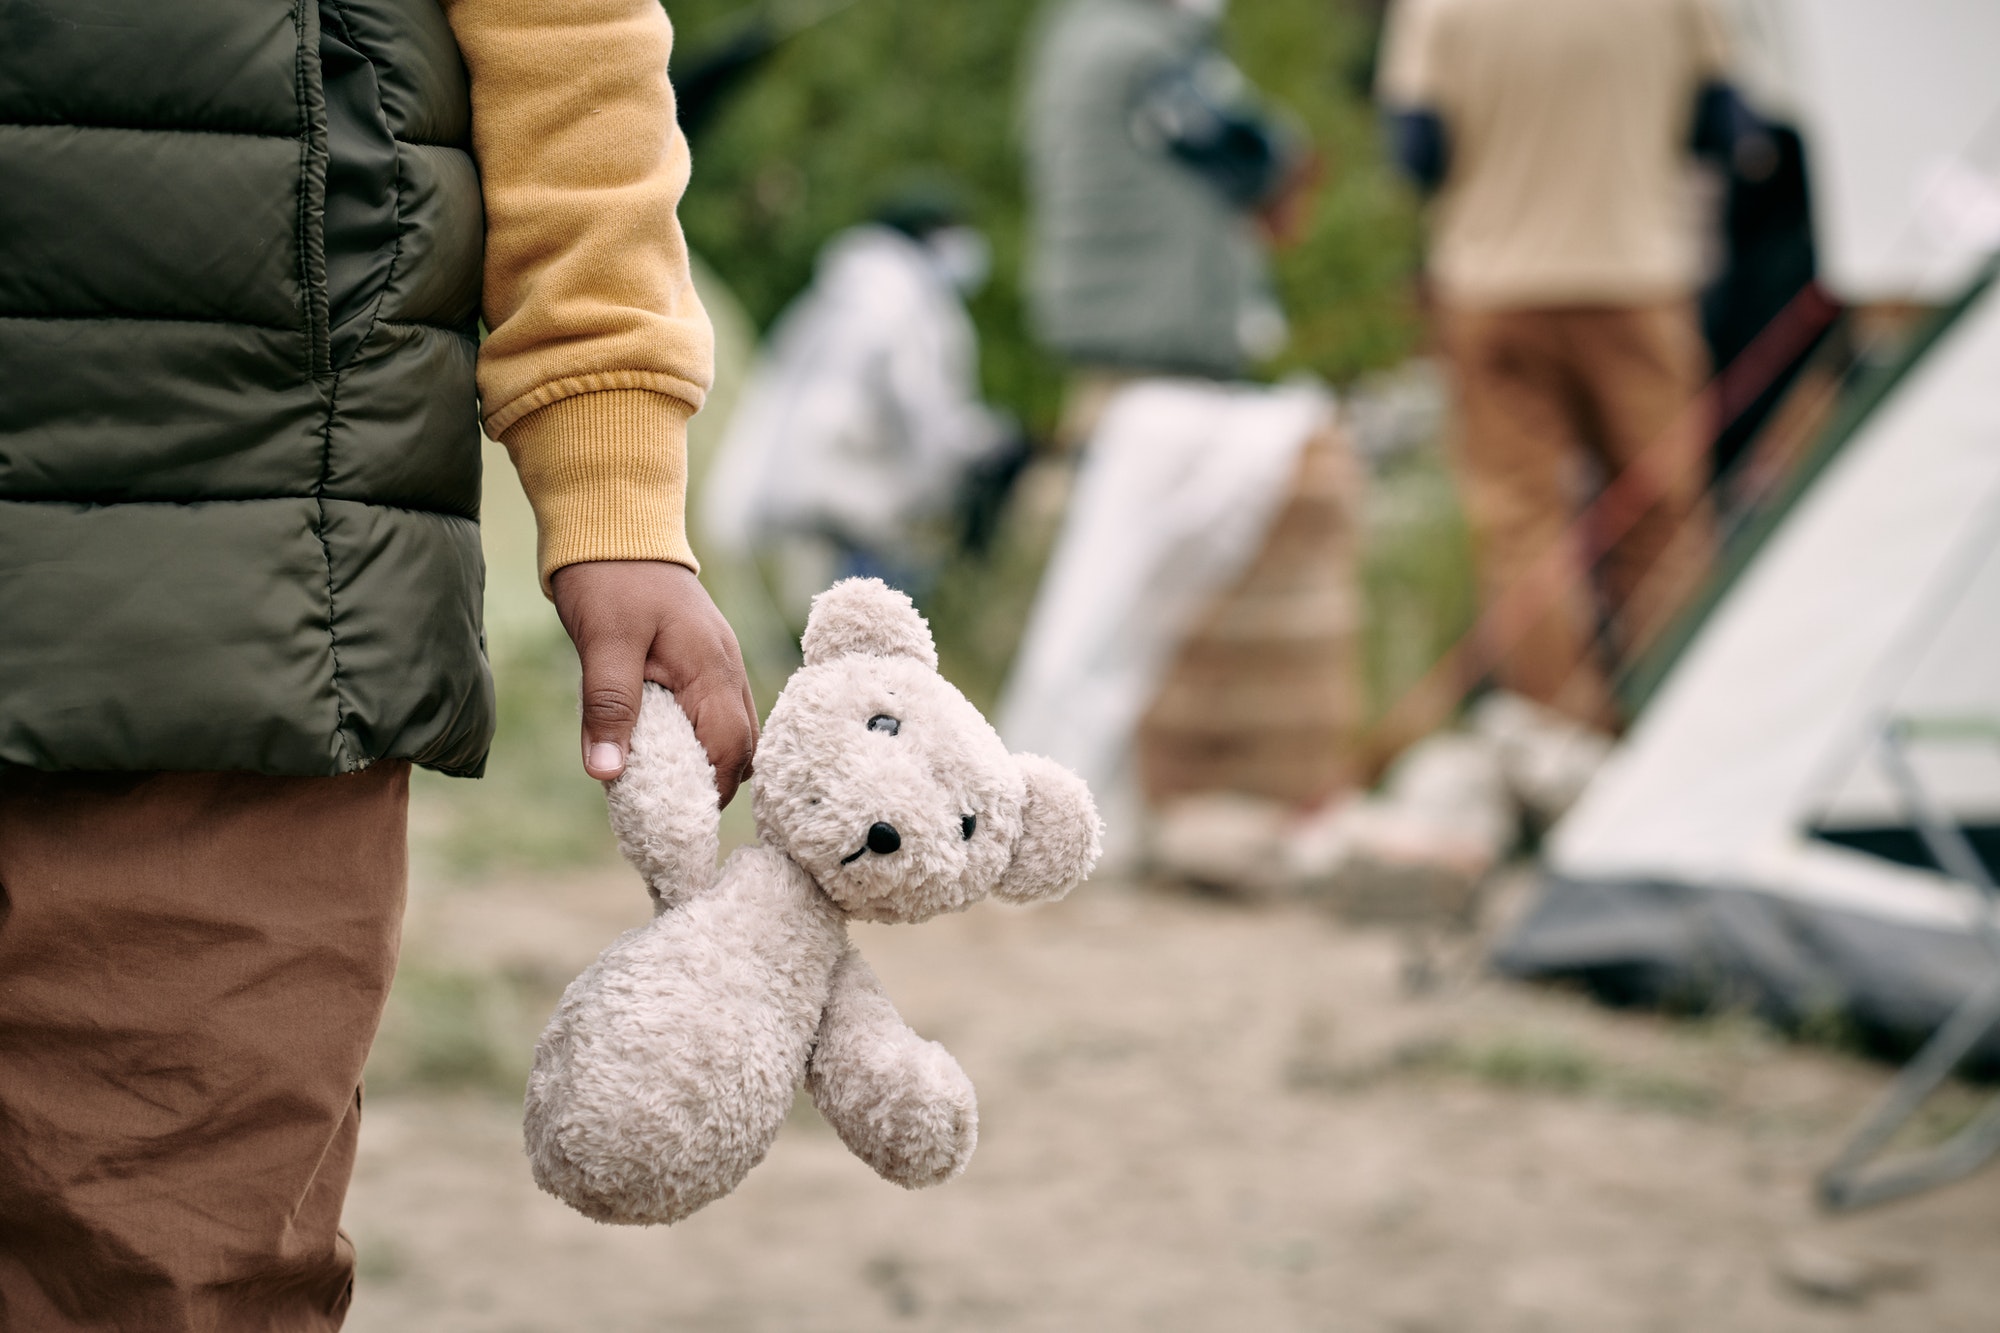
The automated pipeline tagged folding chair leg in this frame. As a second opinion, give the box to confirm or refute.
[1816,726,2000,1211]
[1818,972,2000,1210]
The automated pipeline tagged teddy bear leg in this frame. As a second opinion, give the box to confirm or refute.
[806,946,977,1188]
[525,847,846,1225]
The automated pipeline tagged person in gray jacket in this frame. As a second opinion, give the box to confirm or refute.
[1024,0,1305,384]
[1010,1,1363,843]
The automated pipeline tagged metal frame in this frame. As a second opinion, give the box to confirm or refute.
[1818,717,2000,1210]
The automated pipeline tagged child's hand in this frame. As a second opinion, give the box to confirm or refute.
[551,560,758,806]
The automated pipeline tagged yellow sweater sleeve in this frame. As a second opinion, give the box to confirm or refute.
[440,0,715,588]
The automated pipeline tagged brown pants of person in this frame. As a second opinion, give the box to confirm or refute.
[1443,301,1716,729]
[0,764,409,1331]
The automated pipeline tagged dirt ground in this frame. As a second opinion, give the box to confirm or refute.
[343,867,2000,1332]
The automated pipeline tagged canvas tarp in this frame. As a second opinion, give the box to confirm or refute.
[997,380,1332,865]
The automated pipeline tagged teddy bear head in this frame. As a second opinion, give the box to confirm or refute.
[752,579,1101,924]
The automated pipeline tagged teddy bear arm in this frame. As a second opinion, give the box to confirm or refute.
[806,946,977,1189]
[605,684,724,912]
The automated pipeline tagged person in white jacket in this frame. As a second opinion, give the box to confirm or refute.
[704,189,1020,613]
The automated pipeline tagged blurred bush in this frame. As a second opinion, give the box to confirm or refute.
[667,0,1425,434]
[1359,446,1477,728]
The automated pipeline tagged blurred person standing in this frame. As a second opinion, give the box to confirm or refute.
[1701,0,1836,489]
[1378,0,1746,729]
[0,0,755,1325]
[1008,0,1364,853]
[1024,0,1303,397]
[703,188,1023,618]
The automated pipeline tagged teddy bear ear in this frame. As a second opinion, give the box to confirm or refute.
[801,577,938,670]
[993,754,1103,905]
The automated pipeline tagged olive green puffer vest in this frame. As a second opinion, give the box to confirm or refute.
[0,0,494,777]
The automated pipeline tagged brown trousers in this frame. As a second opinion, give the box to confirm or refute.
[1443,302,1715,729]
[0,765,409,1332]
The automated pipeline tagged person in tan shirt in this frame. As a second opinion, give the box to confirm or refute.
[0,0,755,1326]
[1378,0,1747,728]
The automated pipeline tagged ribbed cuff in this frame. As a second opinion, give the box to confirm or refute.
[498,388,700,595]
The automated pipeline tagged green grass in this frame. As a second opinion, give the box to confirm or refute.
[1399,1033,1721,1116]
[1291,1029,1721,1118]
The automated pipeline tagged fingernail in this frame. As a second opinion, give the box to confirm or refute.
[587,742,622,774]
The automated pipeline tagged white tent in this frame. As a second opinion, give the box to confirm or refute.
[1498,0,2000,1052]
[1725,0,2000,299]
[1496,268,2000,1052]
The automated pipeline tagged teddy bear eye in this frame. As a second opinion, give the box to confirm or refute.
[961,814,977,840]
[867,714,900,736]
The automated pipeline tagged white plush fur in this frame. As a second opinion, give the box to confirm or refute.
[524,847,844,1224]
[807,947,978,1186]
[800,578,939,670]
[526,579,1102,1225]
[994,754,1103,905]
[604,685,721,912]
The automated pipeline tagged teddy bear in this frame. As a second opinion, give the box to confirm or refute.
[524,578,1102,1226]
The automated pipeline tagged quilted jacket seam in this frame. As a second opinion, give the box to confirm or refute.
[0,494,479,520]
[294,0,327,378]
[0,313,472,339]
[376,318,477,337]
[0,121,298,140]
[304,0,348,769]
[359,141,405,353]
[323,0,405,366]
[0,312,297,332]
[313,374,355,771]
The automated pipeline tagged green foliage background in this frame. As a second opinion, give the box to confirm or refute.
[667,0,1424,430]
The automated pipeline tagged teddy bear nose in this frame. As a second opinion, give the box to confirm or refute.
[866,822,902,855]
